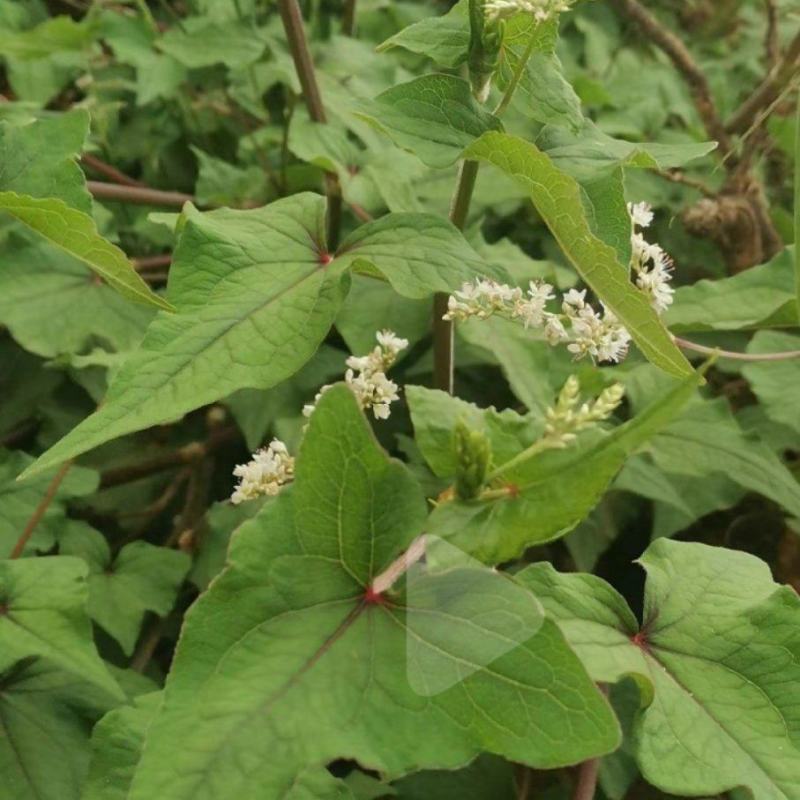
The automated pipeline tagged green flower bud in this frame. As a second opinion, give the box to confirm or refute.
[453,419,492,500]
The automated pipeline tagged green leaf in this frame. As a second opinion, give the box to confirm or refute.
[358,74,503,168]
[376,0,469,68]
[0,449,97,557]
[22,198,502,478]
[0,556,123,703]
[60,524,190,655]
[519,539,800,800]
[464,131,694,378]
[0,234,154,358]
[742,331,800,435]
[666,248,798,332]
[406,385,540,478]
[393,755,514,800]
[156,19,265,69]
[499,17,583,130]
[0,15,95,60]
[339,211,507,298]
[123,386,618,799]
[645,397,800,520]
[0,192,173,312]
[0,110,91,211]
[539,122,718,182]
[0,656,111,800]
[83,692,161,800]
[336,276,430,357]
[427,367,704,565]
[795,92,800,310]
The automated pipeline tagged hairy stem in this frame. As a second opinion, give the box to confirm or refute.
[10,461,72,559]
[277,0,343,247]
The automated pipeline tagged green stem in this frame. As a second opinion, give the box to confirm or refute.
[493,33,537,117]
[277,0,343,247]
[486,438,554,482]
[434,160,481,393]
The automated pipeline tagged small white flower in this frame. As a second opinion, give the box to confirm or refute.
[305,330,407,421]
[511,281,555,328]
[231,439,294,504]
[628,201,654,229]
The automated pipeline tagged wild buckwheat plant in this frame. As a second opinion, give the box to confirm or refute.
[3,2,800,800]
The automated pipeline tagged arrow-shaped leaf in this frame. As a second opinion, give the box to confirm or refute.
[123,385,619,800]
[519,539,800,800]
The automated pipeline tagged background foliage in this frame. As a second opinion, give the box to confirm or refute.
[1,1,800,799]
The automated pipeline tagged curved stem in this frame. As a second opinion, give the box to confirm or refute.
[674,336,800,362]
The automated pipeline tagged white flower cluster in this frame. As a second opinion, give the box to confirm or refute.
[444,202,674,365]
[543,376,625,448]
[231,439,294,505]
[484,0,572,23]
[628,202,674,314]
[303,330,409,421]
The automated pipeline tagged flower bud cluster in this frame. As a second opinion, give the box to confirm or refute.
[304,330,409,421]
[542,376,625,449]
[231,439,295,505]
[444,202,674,365]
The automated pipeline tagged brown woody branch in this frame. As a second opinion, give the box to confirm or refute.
[764,0,780,69]
[726,30,800,135]
[9,462,73,559]
[610,0,733,156]
[99,426,239,489]
[87,180,194,208]
[133,254,173,272]
[81,153,144,188]
[277,0,343,248]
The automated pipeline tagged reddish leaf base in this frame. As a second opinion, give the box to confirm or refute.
[630,630,649,651]
[318,252,333,265]
[363,586,385,606]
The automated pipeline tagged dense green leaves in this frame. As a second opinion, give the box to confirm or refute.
[22,195,500,477]
[520,539,800,800]
[121,386,618,799]
[464,132,693,377]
